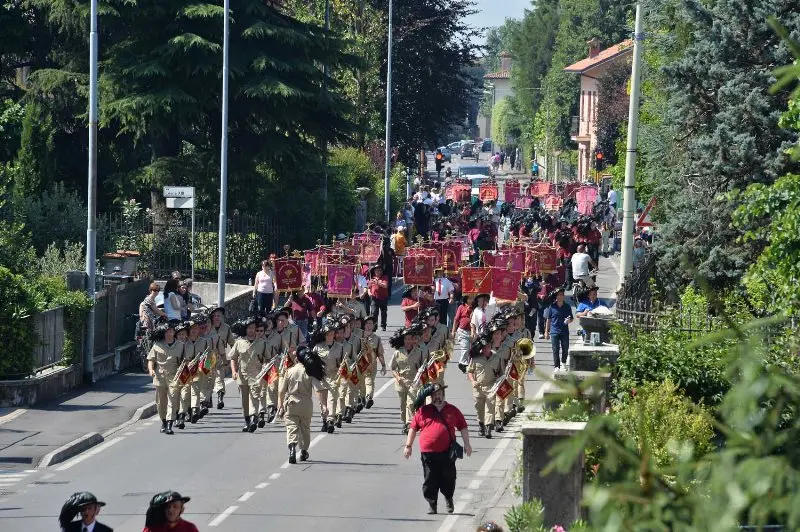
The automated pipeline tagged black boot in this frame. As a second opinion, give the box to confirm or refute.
[217,391,225,409]
[485,426,493,439]
[335,414,343,428]
[267,406,277,424]
[300,449,309,462]
[426,501,437,514]
[160,419,167,433]
[288,444,297,464]
[190,407,199,424]
[165,420,174,435]
[478,423,485,437]
[365,396,374,409]
[355,398,364,413]
[516,404,525,414]
[200,402,209,418]
[445,497,454,514]
[495,420,504,433]
[327,420,335,433]
[242,416,251,432]
[257,412,266,428]
[320,417,329,433]
[248,416,258,433]
[176,413,185,430]
[344,407,353,423]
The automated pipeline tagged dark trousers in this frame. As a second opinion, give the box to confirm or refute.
[256,292,273,314]
[421,452,456,505]
[435,299,450,327]
[536,307,546,335]
[371,298,388,329]
[551,330,570,368]
[524,307,537,337]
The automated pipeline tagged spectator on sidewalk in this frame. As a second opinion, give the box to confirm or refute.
[544,288,573,372]
[391,226,407,256]
[143,491,198,532]
[59,492,112,532]
[139,282,165,330]
[403,383,472,515]
[253,259,276,314]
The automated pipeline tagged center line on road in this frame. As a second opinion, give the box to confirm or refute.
[476,436,512,477]
[56,437,124,471]
[468,479,482,490]
[208,505,238,527]
[268,473,280,480]
[436,500,469,532]
[238,491,254,502]
[255,482,269,489]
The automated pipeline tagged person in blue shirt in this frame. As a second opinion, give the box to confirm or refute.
[576,287,602,318]
[543,288,573,372]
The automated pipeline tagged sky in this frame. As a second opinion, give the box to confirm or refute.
[466,0,531,43]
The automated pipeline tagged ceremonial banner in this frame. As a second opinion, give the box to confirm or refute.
[482,250,495,268]
[493,251,526,272]
[544,194,563,211]
[461,267,492,295]
[357,353,371,374]
[531,181,555,197]
[403,255,434,286]
[274,259,303,292]
[528,245,558,275]
[304,250,323,277]
[504,180,521,204]
[563,182,582,199]
[444,185,454,201]
[353,232,382,245]
[406,247,437,258]
[452,183,471,203]
[327,264,355,297]
[359,241,382,264]
[423,242,444,269]
[491,268,521,302]
[441,241,462,273]
[514,196,535,209]
[478,183,498,202]
[491,376,515,400]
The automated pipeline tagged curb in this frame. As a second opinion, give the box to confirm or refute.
[35,401,157,469]
[473,434,522,527]
[37,432,103,469]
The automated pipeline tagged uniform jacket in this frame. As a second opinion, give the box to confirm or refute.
[229,337,267,386]
[147,341,185,385]
[64,521,113,532]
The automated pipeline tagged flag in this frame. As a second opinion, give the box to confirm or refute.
[357,353,370,374]
[508,361,520,382]
[434,358,446,376]
[175,362,192,385]
[200,351,214,374]
[495,378,514,400]
[338,360,349,380]
[267,363,279,385]
[349,363,360,386]
[412,364,428,387]
[427,362,439,381]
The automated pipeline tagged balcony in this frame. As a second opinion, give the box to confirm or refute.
[570,116,579,138]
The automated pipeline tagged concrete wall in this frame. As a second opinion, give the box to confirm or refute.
[31,307,65,371]
[0,364,83,407]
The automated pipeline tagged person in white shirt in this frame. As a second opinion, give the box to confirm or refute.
[469,293,497,340]
[607,186,617,208]
[432,269,455,327]
[570,244,597,289]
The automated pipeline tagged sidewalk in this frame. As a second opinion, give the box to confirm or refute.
[0,372,154,471]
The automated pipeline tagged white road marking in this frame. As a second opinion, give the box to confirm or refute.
[255,482,269,489]
[0,474,28,478]
[476,435,512,477]
[374,378,394,398]
[280,434,327,468]
[123,432,135,436]
[42,473,55,480]
[56,437,124,471]
[268,473,280,480]
[24,469,36,473]
[436,500,469,532]
[208,505,238,527]
[459,492,473,500]
[0,408,27,427]
[238,491,254,502]
[468,479,482,490]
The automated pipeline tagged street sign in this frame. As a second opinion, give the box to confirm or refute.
[163,186,195,198]
[166,197,195,209]
[637,197,656,228]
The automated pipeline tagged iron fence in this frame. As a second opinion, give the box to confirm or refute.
[100,210,286,280]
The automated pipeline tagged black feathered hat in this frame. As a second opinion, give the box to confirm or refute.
[58,492,106,528]
[296,345,326,381]
[389,327,416,349]
[145,491,191,529]
[174,321,191,334]
[148,321,177,342]
[402,286,417,298]
[231,315,258,337]
[469,335,491,359]
[413,383,447,412]
[207,305,225,316]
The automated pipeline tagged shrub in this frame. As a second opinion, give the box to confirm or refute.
[36,242,85,277]
[15,183,86,253]
[0,267,37,377]
[505,499,544,532]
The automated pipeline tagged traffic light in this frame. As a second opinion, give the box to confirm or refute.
[435,151,444,174]
[594,150,605,171]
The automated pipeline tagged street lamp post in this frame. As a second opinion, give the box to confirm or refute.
[84,0,99,384]
[323,0,330,241]
[383,0,394,223]
[216,0,230,307]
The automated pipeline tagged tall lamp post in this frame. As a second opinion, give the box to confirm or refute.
[383,0,394,223]
[216,0,230,307]
[323,0,330,241]
[84,0,99,384]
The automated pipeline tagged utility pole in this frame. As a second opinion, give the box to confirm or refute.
[323,0,330,242]
[619,3,644,290]
[383,0,394,223]
[84,0,99,384]
[217,0,230,307]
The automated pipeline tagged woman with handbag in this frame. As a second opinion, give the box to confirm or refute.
[403,383,472,515]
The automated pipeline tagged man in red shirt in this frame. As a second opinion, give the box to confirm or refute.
[368,264,390,331]
[403,384,472,515]
[400,286,421,327]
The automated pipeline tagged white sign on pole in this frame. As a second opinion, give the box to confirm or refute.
[163,186,195,198]
[165,197,195,209]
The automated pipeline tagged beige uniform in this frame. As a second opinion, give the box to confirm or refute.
[229,337,268,418]
[212,323,235,393]
[494,337,514,420]
[316,342,345,419]
[279,324,303,349]
[515,328,532,403]
[147,340,185,421]
[189,336,210,409]
[280,364,324,451]
[263,331,284,412]
[468,351,503,425]
[358,332,384,399]
[342,330,364,408]
[346,300,367,320]
[390,347,424,424]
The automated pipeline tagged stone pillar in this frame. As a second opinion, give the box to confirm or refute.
[522,421,586,527]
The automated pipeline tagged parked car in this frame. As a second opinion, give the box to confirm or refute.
[446,141,462,154]
[436,147,453,163]
[481,138,492,152]
[460,143,475,159]
[457,165,491,178]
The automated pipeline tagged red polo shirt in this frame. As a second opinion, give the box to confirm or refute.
[453,304,472,331]
[411,403,467,453]
[401,297,418,327]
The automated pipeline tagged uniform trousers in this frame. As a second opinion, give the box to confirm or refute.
[213,357,227,393]
[179,383,191,413]
[322,376,340,418]
[155,383,180,421]
[473,385,496,425]
[261,380,278,413]
[340,380,356,409]
[191,374,209,408]
[285,409,312,450]
[455,329,471,366]
[239,383,264,418]
[397,385,417,424]
[363,368,377,398]
[421,452,457,505]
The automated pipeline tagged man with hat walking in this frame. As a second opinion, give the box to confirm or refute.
[368,264,390,331]
[229,316,268,433]
[59,492,112,532]
[312,321,343,433]
[467,333,503,438]
[147,321,184,435]
[403,383,472,515]
[208,306,234,409]
[390,326,424,434]
[143,491,198,532]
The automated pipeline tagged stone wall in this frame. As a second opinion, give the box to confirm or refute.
[0,364,83,407]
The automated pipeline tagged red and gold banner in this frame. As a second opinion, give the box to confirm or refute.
[527,245,558,275]
[544,194,563,211]
[403,255,434,286]
[461,267,492,295]
[491,268,521,302]
[359,241,382,264]
[353,232,382,245]
[304,251,323,277]
[504,180,521,204]
[479,183,498,202]
[441,241,462,273]
[514,196,535,209]
[531,181,555,197]
[495,378,514,400]
[563,182,581,199]
[327,264,355,297]
[274,259,303,292]
[423,242,444,269]
[452,183,471,203]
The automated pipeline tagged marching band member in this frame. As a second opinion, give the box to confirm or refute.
[147,321,184,435]
[172,321,192,429]
[209,306,234,410]
[276,308,303,350]
[338,315,359,423]
[188,317,210,424]
[359,315,386,409]
[312,321,340,433]
[467,328,503,439]
[390,326,424,434]
[489,315,511,433]
[254,317,272,427]
[229,316,268,433]
[278,345,327,464]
